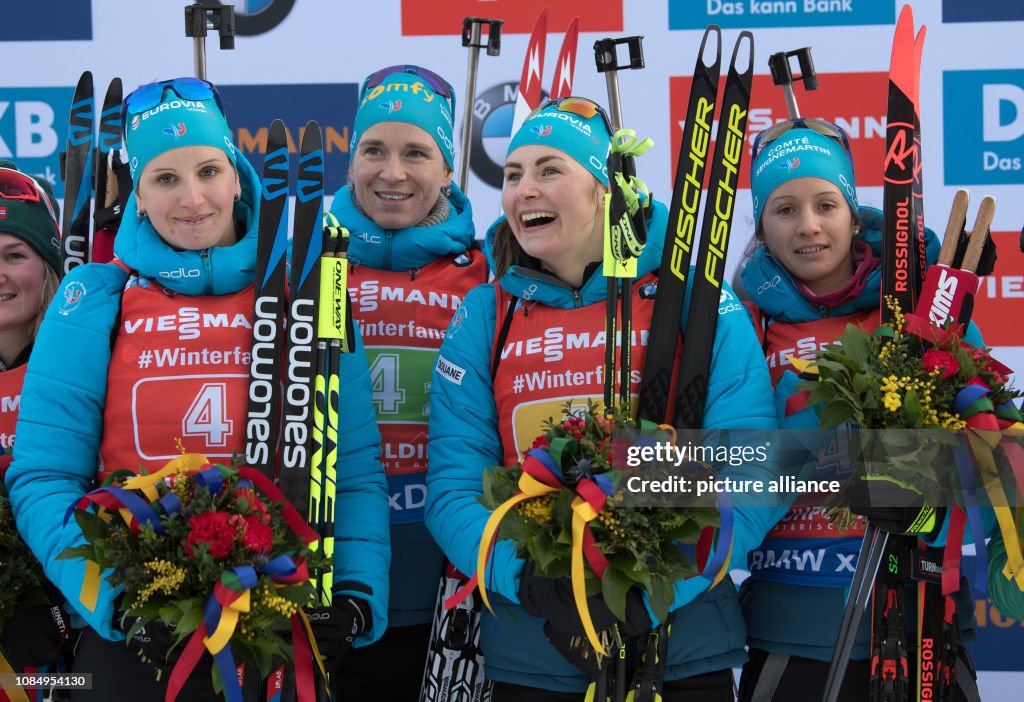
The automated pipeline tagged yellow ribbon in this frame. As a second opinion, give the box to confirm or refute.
[786,355,818,375]
[0,650,30,702]
[80,559,102,612]
[298,608,331,684]
[967,428,1024,589]
[570,495,606,656]
[203,589,251,654]
[476,472,558,613]
[122,453,210,496]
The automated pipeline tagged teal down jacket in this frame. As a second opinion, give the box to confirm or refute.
[7,153,390,646]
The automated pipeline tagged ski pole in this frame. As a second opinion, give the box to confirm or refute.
[595,36,645,413]
[767,47,817,120]
[184,2,236,80]
[823,522,890,702]
[457,17,503,193]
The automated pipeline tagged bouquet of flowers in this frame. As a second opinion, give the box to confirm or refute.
[478,401,719,652]
[60,454,327,699]
[0,475,48,629]
[798,298,1023,528]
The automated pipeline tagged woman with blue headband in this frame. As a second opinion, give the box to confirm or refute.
[426,97,778,700]
[736,119,983,701]
[6,77,389,700]
[327,64,486,701]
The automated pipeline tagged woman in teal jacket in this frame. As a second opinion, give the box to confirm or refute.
[426,98,778,700]
[328,65,487,701]
[6,78,388,700]
[736,119,983,701]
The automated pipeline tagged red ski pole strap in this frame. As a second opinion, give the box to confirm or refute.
[943,506,967,597]
[236,467,320,545]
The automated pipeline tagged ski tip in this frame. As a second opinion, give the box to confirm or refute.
[897,3,914,26]
[699,24,723,67]
[730,31,755,76]
[76,70,94,90]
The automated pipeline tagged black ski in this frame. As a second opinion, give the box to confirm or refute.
[92,77,124,264]
[61,71,95,274]
[280,121,325,515]
[672,31,755,430]
[881,6,920,321]
[636,25,721,425]
[246,119,289,481]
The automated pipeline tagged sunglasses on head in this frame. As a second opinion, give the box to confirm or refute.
[0,167,59,229]
[121,77,224,131]
[360,65,455,114]
[529,97,613,135]
[751,117,853,165]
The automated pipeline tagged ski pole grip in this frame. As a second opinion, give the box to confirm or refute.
[461,17,503,56]
[593,37,645,73]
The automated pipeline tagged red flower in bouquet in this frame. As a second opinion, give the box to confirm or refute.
[242,515,273,553]
[236,488,271,524]
[186,511,237,558]
[922,348,960,379]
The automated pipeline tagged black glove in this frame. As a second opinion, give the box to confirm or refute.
[848,475,945,536]
[307,596,371,665]
[518,562,652,639]
[0,601,69,668]
[124,616,180,672]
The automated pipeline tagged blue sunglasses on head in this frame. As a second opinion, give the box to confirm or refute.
[360,65,456,115]
[121,77,225,135]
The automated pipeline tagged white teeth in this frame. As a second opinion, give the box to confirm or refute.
[0,295,12,301]
[378,192,412,201]
[520,211,556,223]
[796,245,827,254]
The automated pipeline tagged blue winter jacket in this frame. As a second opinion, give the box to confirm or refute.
[8,153,390,647]
[738,206,983,661]
[329,182,478,628]
[426,201,780,691]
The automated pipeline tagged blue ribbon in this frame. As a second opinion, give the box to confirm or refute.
[952,435,988,595]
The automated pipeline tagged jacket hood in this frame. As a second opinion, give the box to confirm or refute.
[114,152,261,296]
[483,199,668,308]
[331,183,475,270]
[738,206,939,322]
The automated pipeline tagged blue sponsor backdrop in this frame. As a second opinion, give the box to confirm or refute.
[668,0,893,30]
[0,2,92,41]
[217,83,357,196]
[943,70,1024,185]
[942,0,1024,23]
[0,87,72,198]
[963,555,1024,671]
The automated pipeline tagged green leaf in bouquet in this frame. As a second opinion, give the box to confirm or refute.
[600,564,636,623]
[904,388,923,425]
[73,508,110,553]
[646,574,674,625]
[852,372,874,398]
[607,552,651,589]
[837,324,870,367]
[172,597,204,634]
[529,531,560,573]
[661,517,702,544]
[57,544,97,562]
[818,400,854,428]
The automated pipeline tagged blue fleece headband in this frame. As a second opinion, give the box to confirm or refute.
[751,127,858,224]
[352,70,455,168]
[124,90,236,186]
[507,101,612,186]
